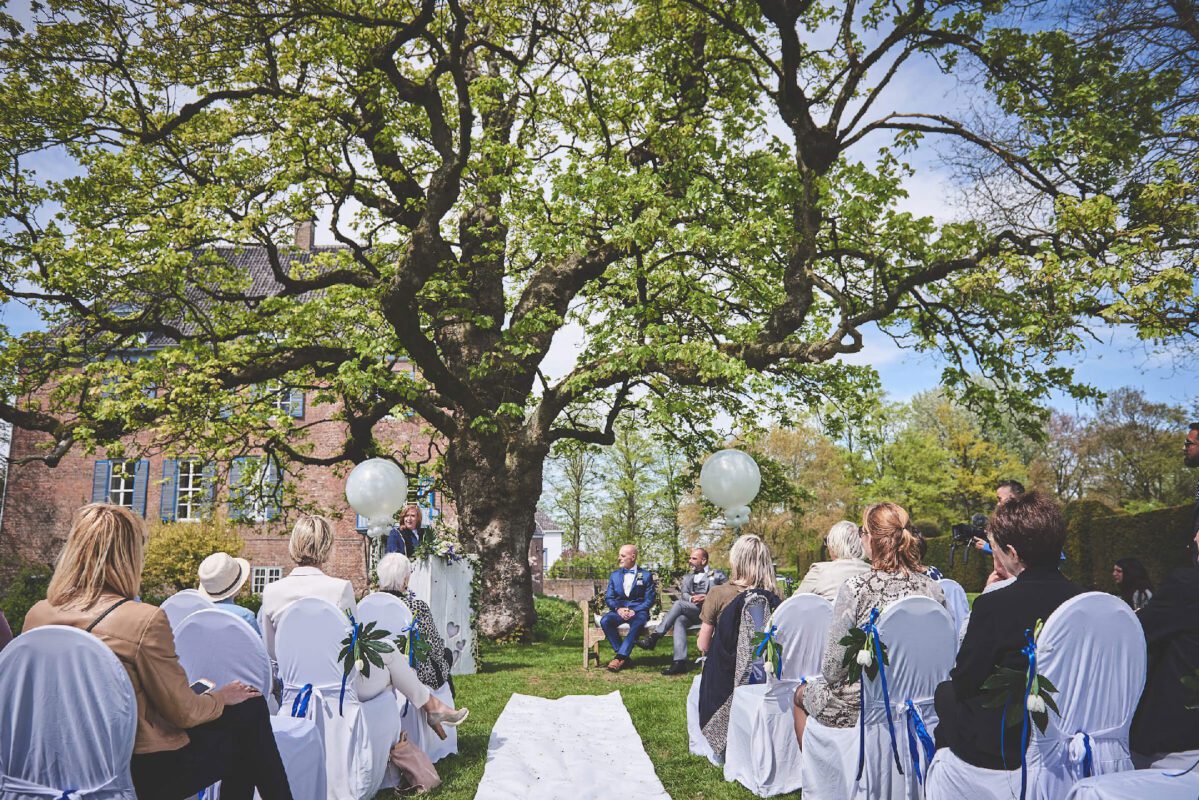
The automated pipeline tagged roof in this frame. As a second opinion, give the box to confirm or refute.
[534,507,564,536]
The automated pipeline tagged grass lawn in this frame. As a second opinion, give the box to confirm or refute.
[391,615,785,799]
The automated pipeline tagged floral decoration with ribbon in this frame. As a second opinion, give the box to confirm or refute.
[840,608,903,781]
[904,699,936,784]
[752,625,783,680]
[338,612,395,716]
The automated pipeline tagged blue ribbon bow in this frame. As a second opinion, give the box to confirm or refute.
[905,699,936,784]
[403,617,421,667]
[856,608,904,781]
[753,625,783,679]
[59,791,77,800]
[340,615,360,717]
[291,683,313,718]
[1077,731,1094,778]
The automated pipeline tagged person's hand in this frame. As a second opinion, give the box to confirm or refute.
[618,607,634,620]
[213,681,261,706]
[691,594,706,604]
[972,538,986,550]
[984,570,1004,587]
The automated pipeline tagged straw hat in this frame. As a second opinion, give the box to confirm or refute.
[197,552,252,602]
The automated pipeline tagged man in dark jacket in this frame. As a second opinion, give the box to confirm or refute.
[934,492,1083,770]
[1128,422,1199,756]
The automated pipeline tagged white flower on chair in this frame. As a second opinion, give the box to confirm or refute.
[856,647,873,668]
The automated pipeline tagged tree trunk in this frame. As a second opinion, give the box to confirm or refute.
[446,430,545,641]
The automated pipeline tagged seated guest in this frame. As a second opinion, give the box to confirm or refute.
[1113,557,1154,611]
[385,504,423,557]
[1129,532,1199,757]
[260,515,356,662]
[636,547,727,675]
[25,503,292,800]
[933,492,1082,770]
[600,544,656,672]
[697,534,781,757]
[794,502,947,745]
[376,553,453,690]
[795,520,870,602]
[197,551,260,635]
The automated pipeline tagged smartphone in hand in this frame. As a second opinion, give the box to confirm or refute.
[189,679,214,695]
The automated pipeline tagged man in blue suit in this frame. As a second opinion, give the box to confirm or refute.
[601,544,656,672]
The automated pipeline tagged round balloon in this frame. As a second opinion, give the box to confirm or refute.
[700,449,761,509]
[345,458,408,522]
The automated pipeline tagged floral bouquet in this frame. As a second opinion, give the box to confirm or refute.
[979,619,1059,734]
[413,521,477,564]
[839,623,889,684]
[338,613,395,678]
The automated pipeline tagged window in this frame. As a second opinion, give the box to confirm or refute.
[175,460,207,522]
[264,385,304,418]
[229,456,283,522]
[251,566,282,594]
[109,461,137,509]
[93,459,149,516]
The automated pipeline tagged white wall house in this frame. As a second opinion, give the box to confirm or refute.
[534,508,565,572]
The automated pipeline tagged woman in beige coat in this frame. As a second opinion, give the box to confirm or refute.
[24,503,292,800]
[794,520,871,602]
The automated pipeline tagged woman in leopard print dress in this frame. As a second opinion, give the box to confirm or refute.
[794,502,948,740]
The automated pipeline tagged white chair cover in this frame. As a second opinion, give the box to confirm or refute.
[723,593,833,796]
[686,674,719,765]
[803,595,956,800]
[159,589,215,630]
[1065,768,1199,800]
[174,610,325,800]
[276,598,398,800]
[937,579,970,642]
[356,592,459,768]
[926,592,1147,800]
[0,625,137,799]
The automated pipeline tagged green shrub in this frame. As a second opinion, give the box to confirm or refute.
[533,595,580,642]
[141,517,246,598]
[237,593,263,615]
[1063,502,1192,591]
[913,520,942,538]
[0,562,53,635]
[547,549,616,579]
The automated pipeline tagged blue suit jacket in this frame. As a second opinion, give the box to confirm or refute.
[605,567,656,614]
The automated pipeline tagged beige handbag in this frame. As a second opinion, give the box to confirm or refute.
[389,732,442,794]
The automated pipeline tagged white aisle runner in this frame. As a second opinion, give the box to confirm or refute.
[474,691,672,800]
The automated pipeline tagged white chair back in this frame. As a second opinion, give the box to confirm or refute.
[276,597,353,705]
[937,579,970,637]
[175,609,273,694]
[1028,592,1146,799]
[771,592,833,683]
[160,589,215,630]
[860,595,956,799]
[0,625,137,799]
[356,592,413,639]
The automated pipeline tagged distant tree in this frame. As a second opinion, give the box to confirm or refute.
[596,421,658,559]
[1028,410,1096,502]
[544,440,600,556]
[1087,387,1190,509]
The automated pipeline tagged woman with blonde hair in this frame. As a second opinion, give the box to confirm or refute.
[696,534,782,757]
[793,502,947,745]
[795,520,871,601]
[24,503,292,799]
[259,514,356,661]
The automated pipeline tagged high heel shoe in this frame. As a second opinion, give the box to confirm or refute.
[426,707,469,740]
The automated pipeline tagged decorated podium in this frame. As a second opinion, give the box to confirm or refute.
[410,551,477,676]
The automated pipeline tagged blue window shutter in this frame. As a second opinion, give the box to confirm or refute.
[202,462,217,510]
[355,513,368,532]
[228,458,246,520]
[288,388,304,418]
[91,460,111,503]
[133,459,150,517]
[264,459,282,521]
[160,459,178,522]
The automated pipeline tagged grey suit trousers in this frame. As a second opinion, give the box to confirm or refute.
[653,600,701,661]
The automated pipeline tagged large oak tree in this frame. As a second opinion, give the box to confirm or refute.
[0,0,1177,637]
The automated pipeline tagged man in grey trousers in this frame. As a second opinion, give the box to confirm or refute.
[637,547,727,675]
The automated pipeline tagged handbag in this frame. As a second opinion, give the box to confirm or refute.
[389,732,441,794]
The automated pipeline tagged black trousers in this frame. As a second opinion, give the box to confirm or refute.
[130,697,293,800]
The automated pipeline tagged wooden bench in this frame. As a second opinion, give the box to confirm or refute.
[581,600,700,668]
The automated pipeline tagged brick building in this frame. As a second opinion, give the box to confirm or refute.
[0,238,543,595]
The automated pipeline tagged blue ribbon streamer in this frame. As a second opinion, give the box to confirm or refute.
[904,699,936,784]
[754,625,782,679]
[404,617,421,667]
[1018,628,1037,800]
[1077,731,1093,778]
[855,608,904,781]
[59,791,77,800]
[340,615,360,717]
[291,683,313,718]
[1165,755,1199,777]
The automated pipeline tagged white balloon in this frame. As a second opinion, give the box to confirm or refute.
[725,505,751,528]
[700,449,761,509]
[345,458,408,522]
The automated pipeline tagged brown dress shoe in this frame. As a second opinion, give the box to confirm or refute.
[607,657,627,671]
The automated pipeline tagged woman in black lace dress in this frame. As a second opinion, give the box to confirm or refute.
[377,553,453,689]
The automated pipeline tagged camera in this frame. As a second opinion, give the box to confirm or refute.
[949,514,989,566]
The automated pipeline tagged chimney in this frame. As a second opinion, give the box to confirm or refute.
[294,219,315,251]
